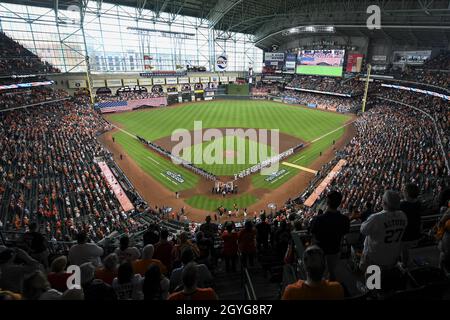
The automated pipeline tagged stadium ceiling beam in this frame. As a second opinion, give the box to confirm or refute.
[54,0,58,20]
[207,0,242,28]
[156,0,169,18]
[136,0,147,18]
[253,0,450,43]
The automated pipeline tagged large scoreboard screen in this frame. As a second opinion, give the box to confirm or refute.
[296,49,345,77]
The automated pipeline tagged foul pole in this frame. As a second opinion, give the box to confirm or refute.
[361,63,372,113]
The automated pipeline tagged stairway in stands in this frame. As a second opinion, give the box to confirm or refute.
[213,253,282,300]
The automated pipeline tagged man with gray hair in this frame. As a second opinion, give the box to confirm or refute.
[360,190,408,270]
[132,244,167,276]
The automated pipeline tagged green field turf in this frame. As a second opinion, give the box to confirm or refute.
[180,135,276,176]
[185,194,258,212]
[114,131,199,192]
[296,65,343,77]
[106,100,351,209]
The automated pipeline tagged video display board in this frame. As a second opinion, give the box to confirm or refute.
[296,49,345,77]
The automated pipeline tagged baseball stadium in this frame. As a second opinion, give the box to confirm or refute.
[0,0,449,305]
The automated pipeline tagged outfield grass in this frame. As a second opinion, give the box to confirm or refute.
[107,100,349,142]
[107,100,351,209]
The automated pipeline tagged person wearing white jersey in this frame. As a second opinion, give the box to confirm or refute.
[360,190,408,270]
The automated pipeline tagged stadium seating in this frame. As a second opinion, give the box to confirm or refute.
[1,43,450,302]
[0,32,60,76]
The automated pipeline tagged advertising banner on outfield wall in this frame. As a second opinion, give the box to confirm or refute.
[106,79,123,87]
[200,76,210,83]
[92,80,105,88]
[123,79,138,86]
[152,78,166,85]
[166,78,178,85]
[219,76,228,83]
[190,77,200,83]
[228,76,236,82]
[178,77,189,84]
[138,78,152,86]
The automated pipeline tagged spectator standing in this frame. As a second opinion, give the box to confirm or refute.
[256,214,271,252]
[114,235,140,263]
[238,220,257,267]
[360,190,408,270]
[221,223,238,272]
[400,184,423,266]
[68,232,104,266]
[0,246,41,294]
[95,253,119,285]
[153,229,174,273]
[81,262,117,301]
[143,264,169,300]
[282,245,344,300]
[47,256,70,292]
[168,263,218,300]
[112,262,143,300]
[310,191,350,280]
[133,244,167,276]
[22,271,62,300]
[22,222,49,269]
[169,247,213,292]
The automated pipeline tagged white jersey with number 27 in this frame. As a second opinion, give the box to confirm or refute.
[361,210,408,267]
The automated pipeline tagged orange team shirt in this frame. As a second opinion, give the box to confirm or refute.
[95,268,117,286]
[168,288,218,301]
[282,280,344,300]
[132,259,168,276]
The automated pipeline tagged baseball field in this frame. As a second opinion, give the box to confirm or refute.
[104,100,352,213]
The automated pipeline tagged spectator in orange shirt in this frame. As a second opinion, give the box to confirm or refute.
[282,245,344,300]
[133,244,167,276]
[95,253,119,285]
[238,220,256,267]
[153,229,174,272]
[222,223,238,272]
[172,232,199,269]
[168,263,218,300]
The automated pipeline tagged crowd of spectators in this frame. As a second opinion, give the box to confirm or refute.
[287,75,364,96]
[304,101,448,216]
[0,96,146,242]
[0,32,60,76]
[370,85,449,154]
[282,90,360,113]
[0,44,449,300]
[251,84,280,97]
[0,88,69,111]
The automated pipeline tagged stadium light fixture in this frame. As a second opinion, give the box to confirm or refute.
[282,25,336,35]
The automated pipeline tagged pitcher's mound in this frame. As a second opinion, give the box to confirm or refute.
[224,150,236,159]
